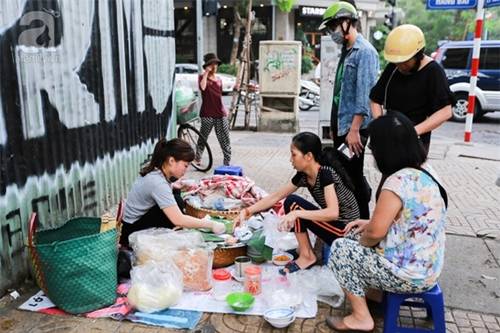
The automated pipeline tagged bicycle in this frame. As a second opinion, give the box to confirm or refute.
[176,94,213,172]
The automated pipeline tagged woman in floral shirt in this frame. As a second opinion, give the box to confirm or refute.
[326,112,447,332]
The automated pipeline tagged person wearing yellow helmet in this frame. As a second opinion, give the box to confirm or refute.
[370,24,454,154]
[318,1,379,220]
[369,24,455,200]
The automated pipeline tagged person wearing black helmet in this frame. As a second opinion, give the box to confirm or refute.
[318,1,379,219]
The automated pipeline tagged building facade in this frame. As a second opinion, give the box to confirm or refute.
[174,0,388,65]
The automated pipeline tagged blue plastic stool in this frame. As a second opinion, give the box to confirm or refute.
[214,165,243,176]
[383,284,446,333]
[322,244,331,265]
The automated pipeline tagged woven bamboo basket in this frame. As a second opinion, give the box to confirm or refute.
[185,202,246,267]
[213,243,247,268]
[185,202,240,220]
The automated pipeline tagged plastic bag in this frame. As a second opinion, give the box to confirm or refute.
[130,229,213,291]
[247,229,273,263]
[262,212,298,251]
[203,194,242,210]
[128,260,183,313]
[129,229,204,265]
[172,247,214,291]
[246,215,264,230]
[263,275,304,309]
[287,266,344,308]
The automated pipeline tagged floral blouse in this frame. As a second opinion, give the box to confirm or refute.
[376,165,447,287]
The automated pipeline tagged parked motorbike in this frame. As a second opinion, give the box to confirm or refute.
[298,79,320,111]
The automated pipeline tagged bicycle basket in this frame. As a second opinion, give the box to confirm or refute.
[176,87,199,124]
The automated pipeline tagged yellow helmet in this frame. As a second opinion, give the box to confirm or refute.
[383,24,425,63]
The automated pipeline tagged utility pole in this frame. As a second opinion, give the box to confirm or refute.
[196,0,203,71]
[384,0,396,30]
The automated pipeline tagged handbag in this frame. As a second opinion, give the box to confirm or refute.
[28,213,118,314]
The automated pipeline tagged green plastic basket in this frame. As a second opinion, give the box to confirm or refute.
[176,86,198,124]
[28,214,118,314]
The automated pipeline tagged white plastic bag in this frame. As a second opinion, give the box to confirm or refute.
[262,212,298,251]
[130,228,214,291]
[262,211,317,251]
[263,275,304,309]
[129,228,204,265]
[172,247,214,291]
[128,260,183,313]
[287,266,344,308]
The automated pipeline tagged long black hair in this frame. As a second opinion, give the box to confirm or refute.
[291,132,355,191]
[368,111,427,175]
[140,138,195,176]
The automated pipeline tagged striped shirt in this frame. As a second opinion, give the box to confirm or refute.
[291,166,360,224]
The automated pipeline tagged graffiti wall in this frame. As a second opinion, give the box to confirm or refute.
[0,0,176,294]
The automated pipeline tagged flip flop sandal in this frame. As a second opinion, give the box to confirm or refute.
[278,260,316,276]
[325,316,374,332]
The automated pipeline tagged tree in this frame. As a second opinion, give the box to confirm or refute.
[396,0,500,52]
[229,1,251,65]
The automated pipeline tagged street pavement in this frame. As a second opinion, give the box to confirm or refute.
[1,110,499,332]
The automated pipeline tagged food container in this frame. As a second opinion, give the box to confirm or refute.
[244,265,262,295]
[263,307,296,328]
[234,256,252,279]
[226,292,255,312]
[272,252,293,266]
[185,201,240,220]
[213,243,247,268]
[212,269,232,301]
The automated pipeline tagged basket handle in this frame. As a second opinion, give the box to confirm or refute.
[116,199,124,227]
[28,212,38,249]
[27,212,48,292]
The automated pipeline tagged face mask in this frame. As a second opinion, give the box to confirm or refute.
[329,30,345,45]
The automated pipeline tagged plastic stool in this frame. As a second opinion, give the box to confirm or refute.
[383,284,445,333]
[322,244,331,265]
[214,165,243,176]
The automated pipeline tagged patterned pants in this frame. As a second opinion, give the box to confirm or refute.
[196,117,231,165]
[328,234,434,297]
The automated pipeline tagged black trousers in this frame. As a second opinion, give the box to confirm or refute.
[119,189,184,247]
[284,194,346,246]
[332,129,371,219]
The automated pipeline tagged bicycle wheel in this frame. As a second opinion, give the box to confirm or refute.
[177,123,213,172]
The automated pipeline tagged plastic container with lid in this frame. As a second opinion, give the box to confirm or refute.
[212,269,232,301]
[244,265,262,295]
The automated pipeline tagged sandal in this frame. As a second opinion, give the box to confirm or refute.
[278,260,316,275]
[325,316,374,332]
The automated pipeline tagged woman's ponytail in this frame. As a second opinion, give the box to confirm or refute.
[321,147,355,192]
[140,138,195,176]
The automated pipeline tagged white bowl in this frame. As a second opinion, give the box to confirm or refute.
[264,316,296,328]
[264,307,295,319]
[263,307,296,328]
[272,253,293,266]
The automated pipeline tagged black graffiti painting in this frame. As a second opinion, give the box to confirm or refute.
[0,0,175,195]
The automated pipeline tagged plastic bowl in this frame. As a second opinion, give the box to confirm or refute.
[226,292,255,312]
[263,307,296,328]
[264,307,295,319]
[264,308,296,328]
[265,317,295,328]
[272,252,293,266]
